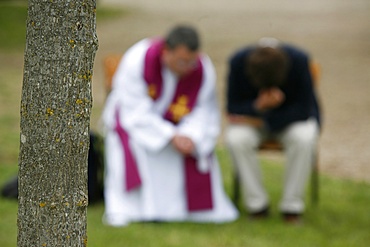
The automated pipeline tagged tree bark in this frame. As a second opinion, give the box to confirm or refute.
[18,1,98,246]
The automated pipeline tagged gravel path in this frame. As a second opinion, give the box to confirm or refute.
[92,0,370,182]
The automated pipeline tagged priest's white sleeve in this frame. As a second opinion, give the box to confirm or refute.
[102,39,176,152]
[176,54,220,167]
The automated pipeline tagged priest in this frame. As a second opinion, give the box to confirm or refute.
[102,25,238,226]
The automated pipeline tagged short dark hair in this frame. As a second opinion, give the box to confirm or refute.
[165,25,200,51]
[246,47,289,88]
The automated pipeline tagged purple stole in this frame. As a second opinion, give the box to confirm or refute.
[114,112,142,191]
[115,39,213,211]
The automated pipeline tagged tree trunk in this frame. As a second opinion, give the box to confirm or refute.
[18,1,98,246]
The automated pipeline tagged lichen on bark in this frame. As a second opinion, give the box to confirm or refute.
[18,1,98,246]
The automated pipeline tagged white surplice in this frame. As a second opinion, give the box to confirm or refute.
[102,39,238,227]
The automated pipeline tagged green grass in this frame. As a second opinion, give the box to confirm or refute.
[0,2,27,52]
[0,2,127,52]
[1,2,370,247]
[1,152,370,247]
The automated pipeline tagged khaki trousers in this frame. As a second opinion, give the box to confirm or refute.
[225,118,319,214]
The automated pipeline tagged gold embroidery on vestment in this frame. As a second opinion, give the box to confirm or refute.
[169,95,190,123]
[148,84,157,99]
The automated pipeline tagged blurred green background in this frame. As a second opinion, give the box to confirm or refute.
[0,1,369,246]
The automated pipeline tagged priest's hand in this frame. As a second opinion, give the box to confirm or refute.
[172,135,195,156]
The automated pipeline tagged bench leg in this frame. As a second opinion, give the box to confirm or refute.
[232,170,240,209]
[311,153,319,206]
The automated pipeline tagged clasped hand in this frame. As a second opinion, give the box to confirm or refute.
[171,135,195,156]
[254,87,285,112]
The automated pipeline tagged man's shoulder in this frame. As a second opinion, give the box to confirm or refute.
[125,38,151,56]
[229,46,255,66]
[281,44,310,60]
[119,38,153,70]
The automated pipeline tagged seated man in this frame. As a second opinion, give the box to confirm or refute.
[225,38,321,222]
[102,25,238,226]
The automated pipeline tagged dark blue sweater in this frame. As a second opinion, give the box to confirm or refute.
[226,44,321,132]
